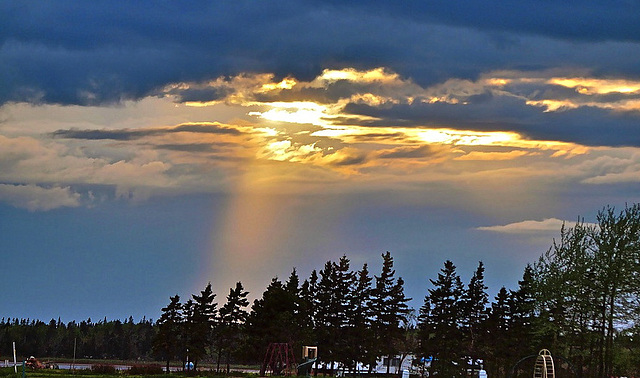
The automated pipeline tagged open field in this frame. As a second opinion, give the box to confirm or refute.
[0,367,260,378]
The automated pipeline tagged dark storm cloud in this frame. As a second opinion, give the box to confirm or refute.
[3,1,640,106]
[316,1,640,43]
[51,123,241,140]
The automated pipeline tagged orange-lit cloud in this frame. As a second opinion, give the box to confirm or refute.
[2,66,640,212]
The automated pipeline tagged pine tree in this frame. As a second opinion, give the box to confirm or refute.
[315,256,355,373]
[462,261,489,372]
[153,295,183,373]
[485,287,511,378]
[371,252,411,373]
[419,260,465,377]
[299,270,318,346]
[508,264,538,373]
[345,263,374,373]
[188,282,217,369]
[218,282,249,373]
[245,277,298,362]
[182,299,196,368]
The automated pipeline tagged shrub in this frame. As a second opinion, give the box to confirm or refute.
[127,364,164,375]
[91,364,117,375]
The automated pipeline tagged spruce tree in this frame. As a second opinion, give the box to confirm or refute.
[153,295,183,373]
[419,260,465,377]
[371,251,411,373]
[299,270,318,346]
[315,257,354,373]
[485,287,511,378]
[462,261,489,372]
[189,282,217,369]
[245,277,298,362]
[509,265,537,366]
[345,263,374,373]
[218,282,249,373]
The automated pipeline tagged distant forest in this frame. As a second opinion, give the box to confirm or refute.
[2,204,640,378]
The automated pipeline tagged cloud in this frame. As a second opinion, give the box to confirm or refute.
[320,1,640,43]
[158,68,640,147]
[3,2,640,107]
[0,184,81,211]
[51,122,242,140]
[377,145,437,159]
[477,218,585,234]
[582,168,640,184]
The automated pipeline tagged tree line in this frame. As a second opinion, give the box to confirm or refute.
[0,316,155,360]
[153,252,410,374]
[2,204,640,377]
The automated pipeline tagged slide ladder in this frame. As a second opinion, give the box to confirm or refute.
[533,349,554,378]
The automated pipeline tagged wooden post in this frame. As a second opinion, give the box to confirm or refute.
[12,342,17,373]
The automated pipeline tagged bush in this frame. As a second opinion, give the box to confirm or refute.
[127,364,164,375]
[91,364,117,375]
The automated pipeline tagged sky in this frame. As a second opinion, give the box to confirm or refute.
[2,1,640,322]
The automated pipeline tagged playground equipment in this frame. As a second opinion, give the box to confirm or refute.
[508,349,577,378]
[260,343,318,376]
[297,346,318,377]
[261,343,297,376]
[533,349,554,378]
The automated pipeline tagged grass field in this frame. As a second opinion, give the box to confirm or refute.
[0,367,260,378]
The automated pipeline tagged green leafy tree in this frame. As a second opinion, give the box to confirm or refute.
[532,205,640,376]
[533,220,599,373]
[592,205,640,376]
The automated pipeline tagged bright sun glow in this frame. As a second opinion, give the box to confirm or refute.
[249,101,332,126]
[317,67,399,83]
[259,77,297,92]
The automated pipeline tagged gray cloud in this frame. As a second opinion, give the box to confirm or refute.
[2,1,640,107]
[51,123,242,141]
[0,184,81,211]
[338,91,640,148]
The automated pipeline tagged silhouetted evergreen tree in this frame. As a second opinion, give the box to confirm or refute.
[217,282,249,373]
[154,294,182,372]
[345,263,374,373]
[189,283,217,370]
[419,260,465,377]
[461,261,489,372]
[244,277,298,362]
[371,251,411,373]
[485,287,512,378]
[315,256,354,373]
[298,269,318,346]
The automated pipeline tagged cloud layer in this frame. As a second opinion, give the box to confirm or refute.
[2,3,640,212]
[3,1,640,106]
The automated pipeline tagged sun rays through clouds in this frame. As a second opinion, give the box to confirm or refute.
[2,66,640,211]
